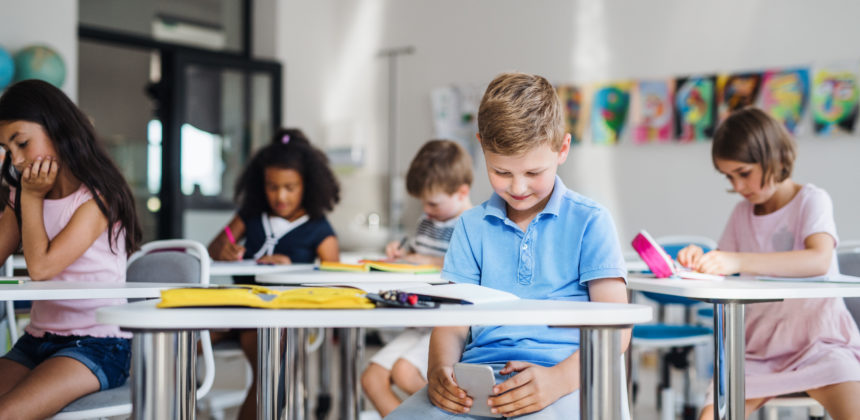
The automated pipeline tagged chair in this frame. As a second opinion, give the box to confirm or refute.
[50,239,215,419]
[759,244,860,420]
[1,255,18,354]
[632,235,717,420]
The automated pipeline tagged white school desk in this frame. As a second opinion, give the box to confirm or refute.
[0,279,184,300]
[627,274,860,420]
[97,299,652,420]
[256,269,447,418]
[208,261,315,277]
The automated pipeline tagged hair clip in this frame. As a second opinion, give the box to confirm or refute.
[282,134,290,144]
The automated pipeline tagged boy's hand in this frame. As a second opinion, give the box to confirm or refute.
[427,365,472,414]
[694,250,740,275]
[215,242,246,261]
[21,156,58,198]
[677,244,704,269]
[488,361,574,417]
[385,240,405,259]
[257,254,291,265]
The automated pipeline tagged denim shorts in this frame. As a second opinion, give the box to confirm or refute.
[3,332,131,390]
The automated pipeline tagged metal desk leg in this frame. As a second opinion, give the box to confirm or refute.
[258,327,282,420]
[580,327,622,420]
[132,330,196,420]
[285,328,307,419]
[713,302,745,420]
[338,327,363,420]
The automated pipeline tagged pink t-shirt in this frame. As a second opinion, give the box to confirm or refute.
[714,184,860,399]
[23,185,131,339]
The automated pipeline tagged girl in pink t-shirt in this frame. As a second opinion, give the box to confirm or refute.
[679,107,860,419]
[0,80,142,418]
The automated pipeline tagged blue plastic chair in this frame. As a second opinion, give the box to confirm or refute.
[632,235,716,420]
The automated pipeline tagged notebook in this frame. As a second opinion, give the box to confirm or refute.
[631,230,724,281]
[318,260,441,274]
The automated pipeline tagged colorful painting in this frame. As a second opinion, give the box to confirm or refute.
[556,85,583,145]
[811,65,859,136]
[758,68,809,135]
[674,76,717,142]
[717,72,762,121]
[589,82,631,145]
[630,80,674,144]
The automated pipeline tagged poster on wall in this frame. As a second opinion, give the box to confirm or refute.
[673,75,717,142]
[630,80,674,144]
[811,63,859,136]
[430,84,483,158]
[757,68,810,135]
[556,84,584,145]
[717,72,762,121]
[588,82,631,145]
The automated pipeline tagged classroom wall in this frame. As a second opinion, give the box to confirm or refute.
[0,0,78,101]
[276,0,860,251]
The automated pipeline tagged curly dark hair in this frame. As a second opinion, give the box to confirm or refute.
[235,128,340,220]
[0,80,142,256]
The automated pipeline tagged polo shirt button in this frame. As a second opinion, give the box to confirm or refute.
[522,244,527,250]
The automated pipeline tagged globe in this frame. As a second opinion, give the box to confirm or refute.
[13,45,65,88]
[0,46,13,91]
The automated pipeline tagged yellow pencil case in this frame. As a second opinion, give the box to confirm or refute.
[157,285,374,309]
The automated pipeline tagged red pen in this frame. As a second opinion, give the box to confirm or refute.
[224,226,236,244]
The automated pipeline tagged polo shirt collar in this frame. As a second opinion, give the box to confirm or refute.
[484,175,566,221]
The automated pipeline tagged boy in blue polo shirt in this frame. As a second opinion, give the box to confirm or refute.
[386,72,630,419]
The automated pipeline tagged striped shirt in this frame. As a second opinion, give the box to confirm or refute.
[409,214,457,257]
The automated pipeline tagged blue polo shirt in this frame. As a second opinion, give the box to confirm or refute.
[442,176,626,367]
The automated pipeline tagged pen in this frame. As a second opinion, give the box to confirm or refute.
[398,236,409,251]
[415,293,473,305]
[224,226,236,244]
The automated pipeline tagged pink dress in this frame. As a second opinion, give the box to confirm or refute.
[715,184,860,400]
[23,185,131,339]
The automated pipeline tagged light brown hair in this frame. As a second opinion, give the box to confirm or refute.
[405,139,473,197]
[712,107,796,186]
[477,72,565,155]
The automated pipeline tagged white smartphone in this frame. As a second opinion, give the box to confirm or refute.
[453,362,501,418]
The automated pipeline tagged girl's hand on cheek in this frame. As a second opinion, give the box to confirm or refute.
[21,156,58,197]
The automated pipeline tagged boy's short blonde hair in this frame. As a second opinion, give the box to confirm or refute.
[405,139,473,197]
[478,72,565,155]
[712,107,796,186]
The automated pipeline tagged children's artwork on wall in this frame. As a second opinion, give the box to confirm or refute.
[431,84,483,158]
[630,80,674,144]
[811,63,859,136]
[674,75,717,142]
[556,85,583,145]
[717,72,762,121]
[589,82,631,145]
[758,68,809,135]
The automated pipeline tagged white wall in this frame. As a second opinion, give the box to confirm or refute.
[276,0,860,250]
[0,0,78,100]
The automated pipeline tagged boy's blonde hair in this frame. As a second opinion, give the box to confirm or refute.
[712,107,796,186]
[405,139,473,197]
[478,72,565,155]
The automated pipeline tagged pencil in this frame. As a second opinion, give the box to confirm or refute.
[0,279,24,284]
[224,226,236,244]
[398,236,409,251]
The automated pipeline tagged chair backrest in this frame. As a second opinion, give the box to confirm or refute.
[641,235,718,307]
[839,246,860,322]
[127,239,210,286]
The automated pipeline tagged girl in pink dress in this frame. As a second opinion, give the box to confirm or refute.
[678,107,860,419]
[0,80,142,418]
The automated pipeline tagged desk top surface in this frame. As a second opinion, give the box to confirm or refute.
[97,299,653,329]
[628,274,860,301]
[209,262,315,276]
[0,280,184,300]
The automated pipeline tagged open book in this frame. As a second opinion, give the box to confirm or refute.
[319,260,441,274]
[631,230,724,281]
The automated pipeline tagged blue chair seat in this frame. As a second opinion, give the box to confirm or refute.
[633,324,712,348]
[697,307,713,319]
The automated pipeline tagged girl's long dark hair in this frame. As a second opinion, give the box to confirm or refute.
[0,80,142,255]
[235,128,340,221]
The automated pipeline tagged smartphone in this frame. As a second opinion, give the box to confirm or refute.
[453,362,501,418]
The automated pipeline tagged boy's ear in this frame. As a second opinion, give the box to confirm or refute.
[457,183,470,198]
[557,133,571,164]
